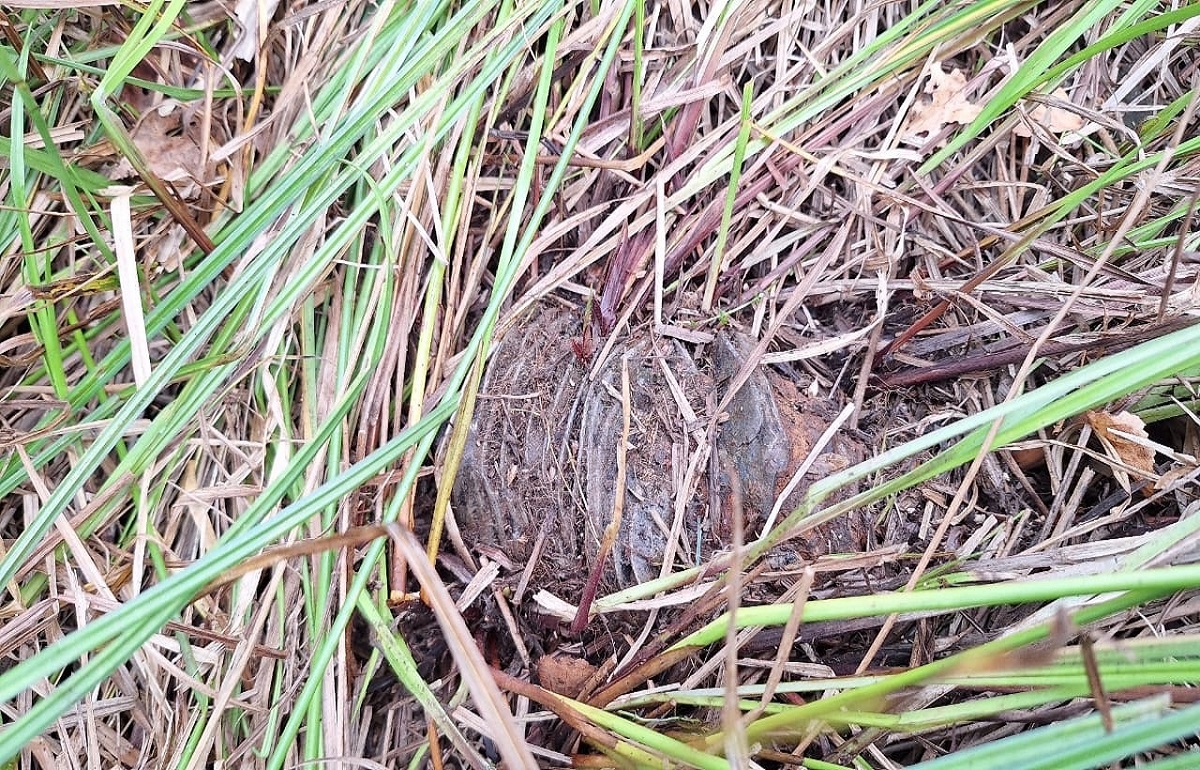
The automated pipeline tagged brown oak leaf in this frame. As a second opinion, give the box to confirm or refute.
[902,64,982,144]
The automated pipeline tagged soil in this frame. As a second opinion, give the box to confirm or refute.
[449,304,871,603]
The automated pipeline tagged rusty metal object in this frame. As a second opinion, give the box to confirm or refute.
[450,306,867,591]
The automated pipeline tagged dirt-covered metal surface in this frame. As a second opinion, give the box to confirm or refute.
[450,305,869,595]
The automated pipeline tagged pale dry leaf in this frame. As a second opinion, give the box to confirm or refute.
[230,0,282,62]
[1086,410,1157,488]
[902,63,983,144]
[1014,88,1085,137]
[1155,464,1198,492]
[108,111,210,190]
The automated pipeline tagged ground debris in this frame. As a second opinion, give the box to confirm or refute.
[449,304,871,602]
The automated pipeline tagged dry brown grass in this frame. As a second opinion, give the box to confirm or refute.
[3,0,1200,767]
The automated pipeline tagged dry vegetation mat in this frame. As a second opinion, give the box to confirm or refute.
[2,1,1200,768]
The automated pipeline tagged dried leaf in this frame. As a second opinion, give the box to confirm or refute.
[902,64,982,144]
[1086,410,1157,488]
[107,111,211,191]
[1013,88,1085,137]
[230,0,282,61]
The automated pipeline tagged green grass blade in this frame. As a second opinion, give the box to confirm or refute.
[909,697,1199,770]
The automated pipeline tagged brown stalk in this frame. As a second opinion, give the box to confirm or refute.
[117,142,216,254]
[489,666,628,757]
[1081,634,1114,733]
[877,316,1200,387]
[571,356,632,634]
[2,11,48,84]
[201,524,392,595]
